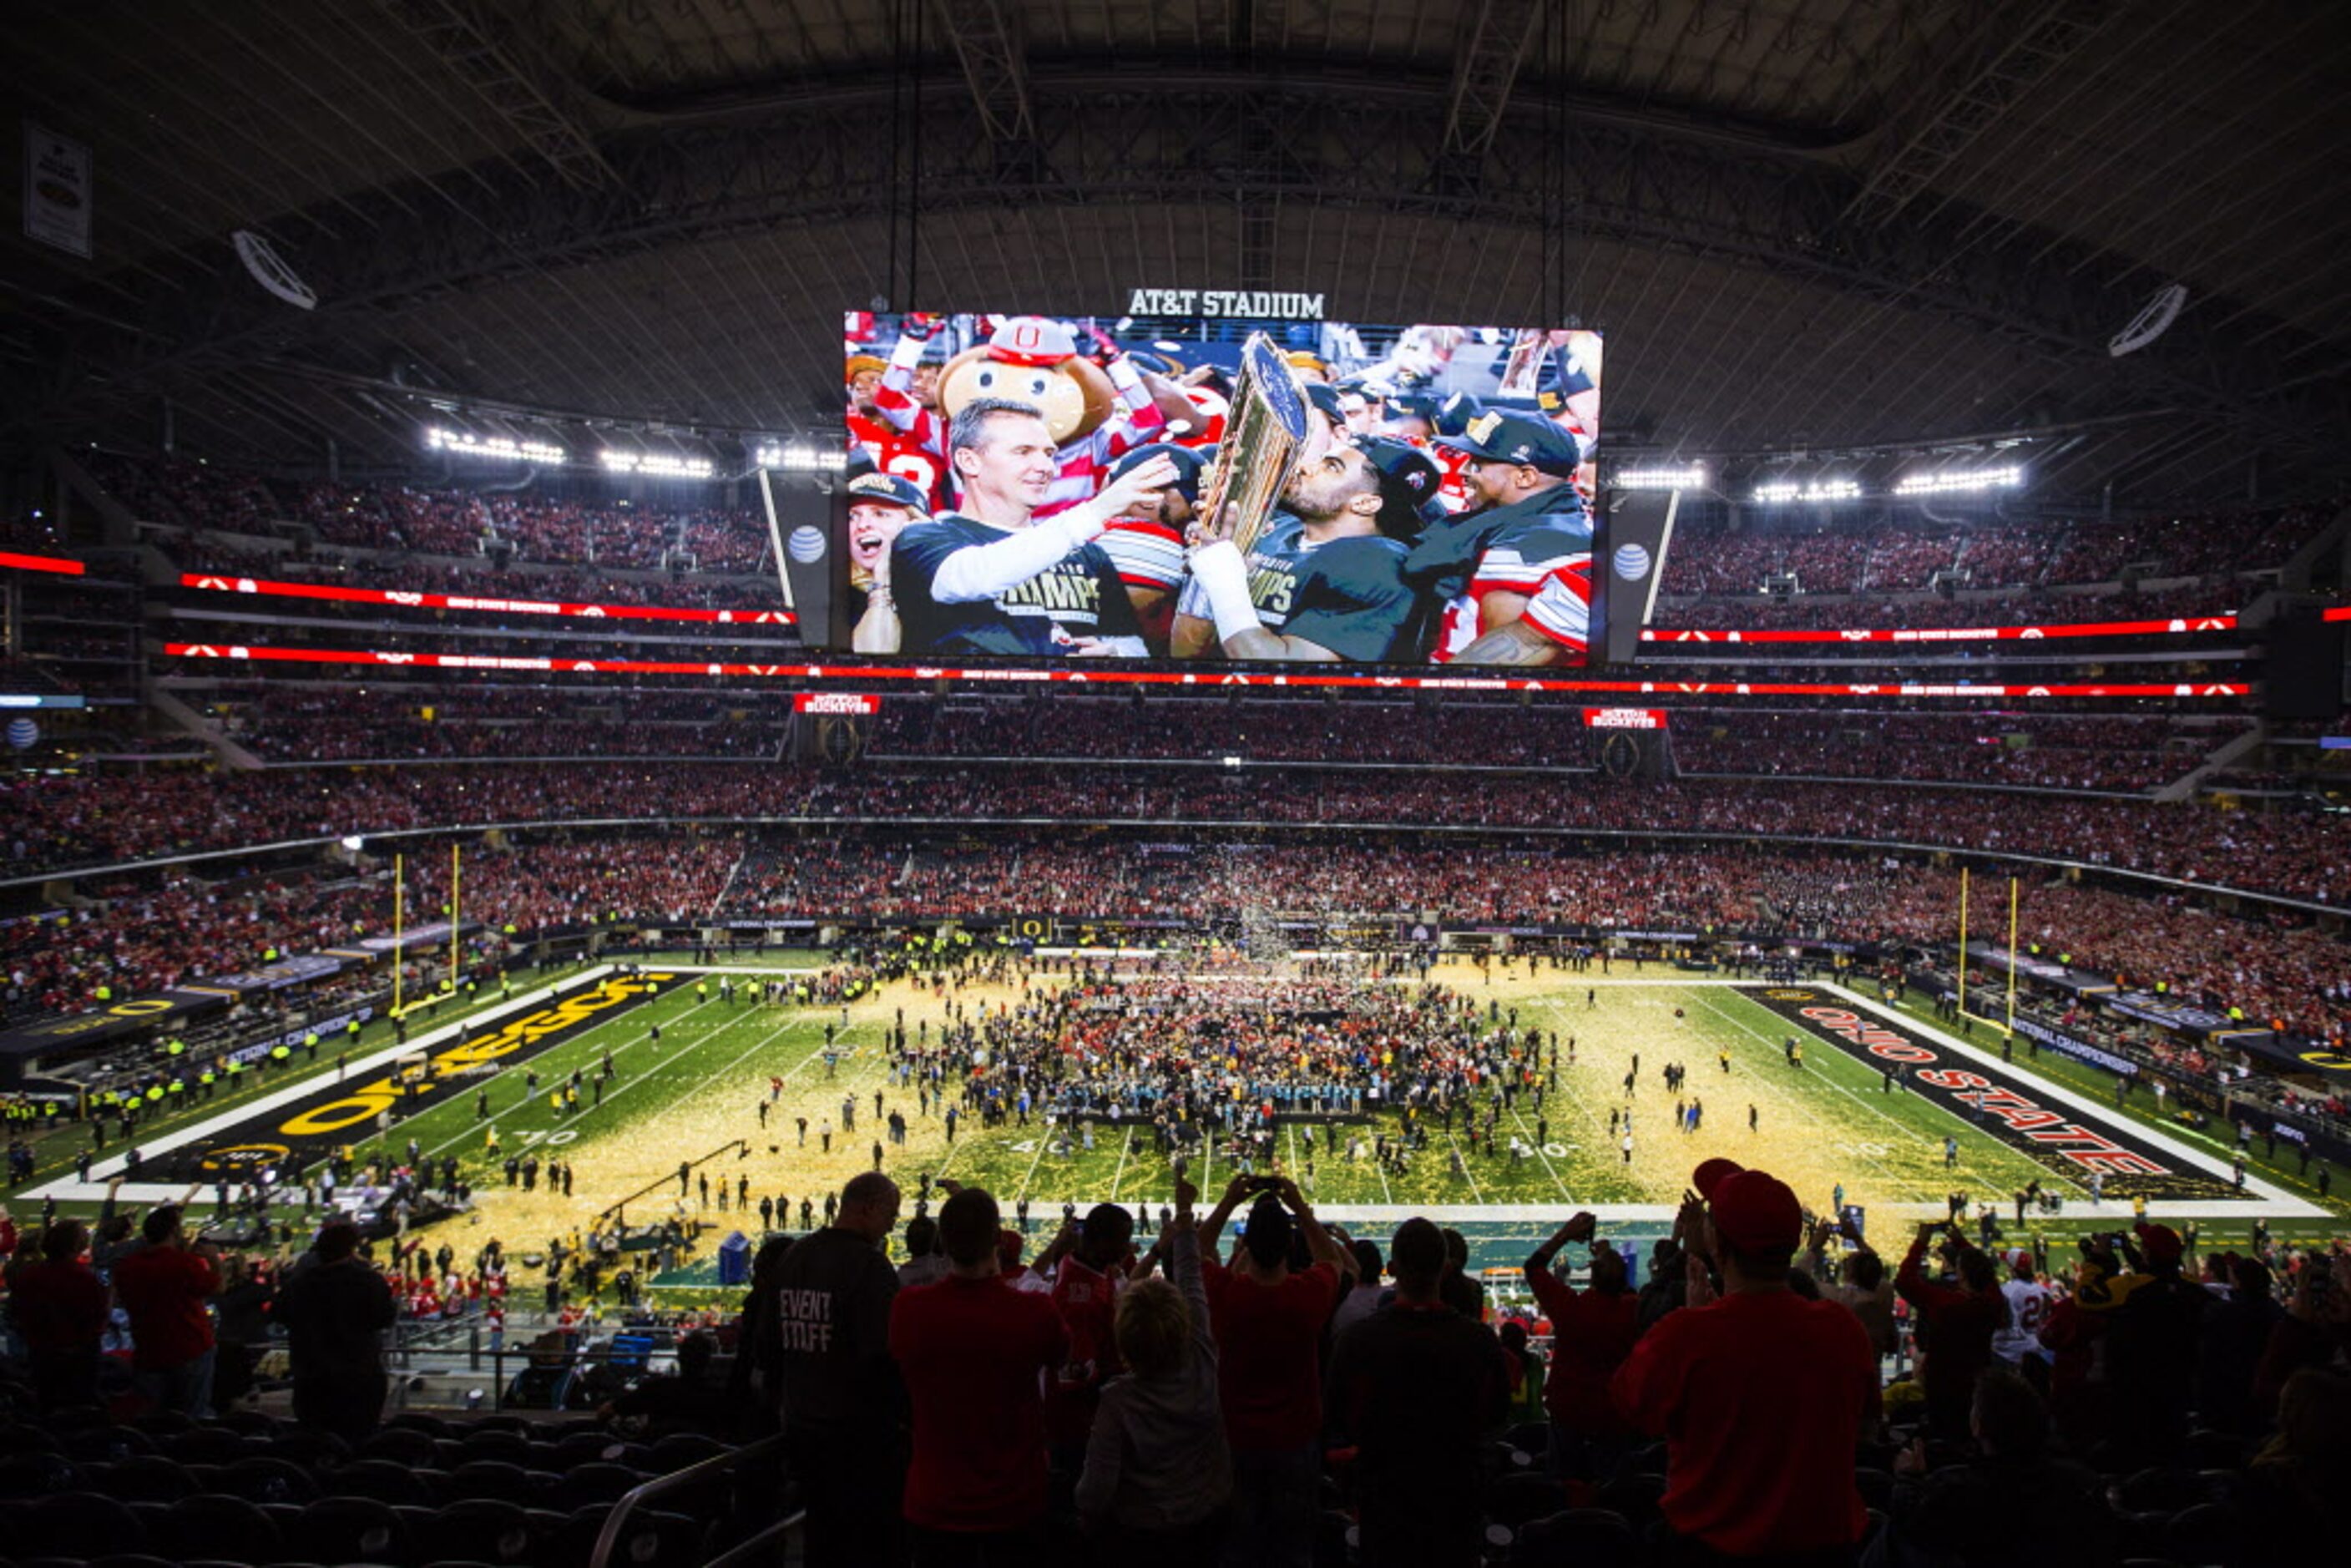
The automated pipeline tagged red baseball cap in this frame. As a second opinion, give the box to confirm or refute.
[1710,1170,1802,1256]
[1692,1158,1745,1201]
[2134,1221,2183,1263]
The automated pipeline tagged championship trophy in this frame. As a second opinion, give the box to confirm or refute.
[1195,332,1313,556]
[1499,328,1550,398]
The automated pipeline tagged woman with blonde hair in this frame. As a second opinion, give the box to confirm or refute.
[1074,1177,1231,1561]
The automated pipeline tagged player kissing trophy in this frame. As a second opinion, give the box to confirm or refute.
[1191,332,1316,556]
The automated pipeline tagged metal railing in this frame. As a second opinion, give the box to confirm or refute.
[586,1433,786,1568]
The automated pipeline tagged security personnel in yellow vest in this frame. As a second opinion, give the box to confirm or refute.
[165,1037,185,1059]
[145,1085,164,1105]
[95,984,113,1003]
[2229,1005,2245,1024]
[167,1077,185,1101]
[344,1020,360,1050]
[271,1043,292,1070]
[304,1031,321,1060]
[199,1067,215,1100]
[226,1059,245,1083]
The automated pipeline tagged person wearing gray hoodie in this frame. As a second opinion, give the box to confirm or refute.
[1074,1176,1231,1560]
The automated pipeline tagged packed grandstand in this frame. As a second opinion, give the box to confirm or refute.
[6,6,2351,1568]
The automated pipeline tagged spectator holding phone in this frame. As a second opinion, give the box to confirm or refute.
[1896,1222,2006,1439]
[1613,1167,1878,1563]
[1199,1173,1354,1568]
[111,1204,221,1419]
[1074,1176,1230,1561]
[1524,1210,1640,1480]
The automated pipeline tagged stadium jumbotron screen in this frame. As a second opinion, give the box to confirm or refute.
[835,310,1605,668]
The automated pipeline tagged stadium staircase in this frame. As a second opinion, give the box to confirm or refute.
[2158,724,2271,802]
[148,685,264,771]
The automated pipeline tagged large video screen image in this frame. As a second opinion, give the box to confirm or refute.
[837,311,1605,668]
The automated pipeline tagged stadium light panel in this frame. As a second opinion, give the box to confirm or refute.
[425,427,564,464]
[1752,478,1861,504]
[600,449,715,479]
[1615,463,1707,490]
[1892,465,2025,497]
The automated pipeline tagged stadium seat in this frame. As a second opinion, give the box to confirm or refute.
[1511,1507,1639,1566]
[0,1450,80,1499]
[363,1426,444,1467]
[2165,1503,2241,1568]
[645,1432,729,1471]
[92,1453,200,1501]
[448,1459,555,1505]
[554,1460,649,1510]
[333,1458,440,1507]
[22,1491,151,1555]
[461,1429,536,1465]
[0,1424,64,1455]
[60,1424,152,1462]
[548,1505,704,1568]
[1504,1420,1551,1455]
[549,1431,642,1470]
[168,1426,254,1464]
[225,1454,324,1505]
[410,1498,540,1565]
[1484,1470,1570,1530]
[286,1495,412,1565]
[164,1493,284,1561]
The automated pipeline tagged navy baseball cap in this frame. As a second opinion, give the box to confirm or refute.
[1434,391,1483,439]
[1305,381,1347,428]
[1357,436,1443,538]
[1106,442,1208,505]
[1439,408,1583,477]
[844,471,930,516]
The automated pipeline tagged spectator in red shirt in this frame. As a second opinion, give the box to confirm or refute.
[111,1204,221,1419]
[888,1186,1069,1565]
[1524,1209,1640,1479]
[3,1219,109,1411]
[1198,1174,1353,1568]
[1895,1222,2006,1439]
[1612,1170,1878,1563]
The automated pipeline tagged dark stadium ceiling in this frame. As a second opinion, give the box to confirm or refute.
[4,0,2348,507]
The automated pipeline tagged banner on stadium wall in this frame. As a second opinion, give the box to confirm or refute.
[2006,1014,2138,1075]
[181,953,347,995]
[321,920,478,961]
[23,124,92,259]
[221,1004,379,1069]
[1583,707,1666,729]
[2232,1031,2351,1083]
[1964,943,2116,998]
[794,692,881,715]
[0,989,228,1060]
[2106,991,2239,1038]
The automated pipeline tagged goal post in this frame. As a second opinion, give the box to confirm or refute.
[1954,867,2020,1039]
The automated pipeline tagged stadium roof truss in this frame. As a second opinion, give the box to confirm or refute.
[2,0,2345,504]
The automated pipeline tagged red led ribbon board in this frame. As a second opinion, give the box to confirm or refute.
[163,644,2248,701]
[180,573,792,625]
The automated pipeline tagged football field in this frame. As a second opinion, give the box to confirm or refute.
[41,956,2322,1287]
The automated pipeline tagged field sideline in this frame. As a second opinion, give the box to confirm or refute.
[30,961,2324,1268]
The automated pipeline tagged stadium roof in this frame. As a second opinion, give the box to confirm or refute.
[5,0,2347,504]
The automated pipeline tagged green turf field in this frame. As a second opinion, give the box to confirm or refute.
[31,958,2324,1287]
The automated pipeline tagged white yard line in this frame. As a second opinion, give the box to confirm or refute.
[1443,1129,1486,1203]
[1509,1105,1576,1205]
